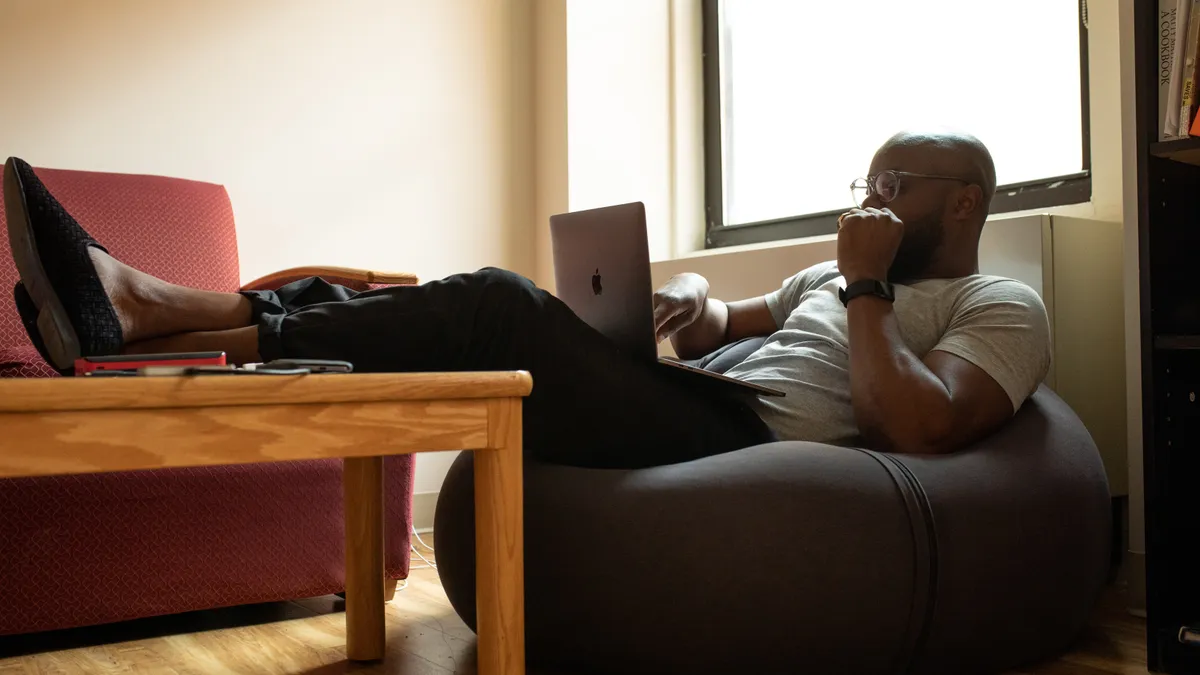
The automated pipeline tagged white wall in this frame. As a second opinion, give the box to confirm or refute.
[0,0,538,495]
[563,0,706,266]
[534,0,569,291]
[1117,0,1146,614]
[566,1,673,261]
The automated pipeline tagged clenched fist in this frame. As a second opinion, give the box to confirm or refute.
[837,207,904,284]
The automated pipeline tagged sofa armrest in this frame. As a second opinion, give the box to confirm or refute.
[241,266,419,293]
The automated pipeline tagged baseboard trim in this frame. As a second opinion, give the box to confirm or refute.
[412,491,438,533]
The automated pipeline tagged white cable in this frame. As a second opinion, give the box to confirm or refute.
[378,529,435,598]
[408,524,438,570]
[411,545,438,571]
[409,524,437,570]
[412,528,435,552]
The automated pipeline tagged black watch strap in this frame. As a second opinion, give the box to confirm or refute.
[839,279,895,307]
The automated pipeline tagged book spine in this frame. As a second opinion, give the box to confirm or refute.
[1162,0,1182,138]
[1179,0,1200,138]
[1166,0,1193,139]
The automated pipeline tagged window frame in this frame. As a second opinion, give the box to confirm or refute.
[702,0,1093,249]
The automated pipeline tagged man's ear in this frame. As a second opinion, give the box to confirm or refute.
[955,184,985,220]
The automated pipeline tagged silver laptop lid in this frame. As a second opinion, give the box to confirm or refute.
[549,202,657,361]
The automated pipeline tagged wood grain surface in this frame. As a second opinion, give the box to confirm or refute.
[0,400,488,478]
[345,456,386,661]
[475,398,526,675]
[0,371,533,413]
[241,265,420,289]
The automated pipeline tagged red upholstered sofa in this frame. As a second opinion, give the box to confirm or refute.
[0,166,417,635]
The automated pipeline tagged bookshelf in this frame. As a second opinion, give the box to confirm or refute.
[1137,1,1200,672]
[1155,335,1200,350]
[1151,137,1200,166]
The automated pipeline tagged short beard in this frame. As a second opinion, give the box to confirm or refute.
[887,211,944,283]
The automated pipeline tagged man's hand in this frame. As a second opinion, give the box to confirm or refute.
[655,274,776,359]
[837,207,904,284]
[652,273,708,343]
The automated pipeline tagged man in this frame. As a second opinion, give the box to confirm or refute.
[4,131,1048,469]
[656,131,1050,456]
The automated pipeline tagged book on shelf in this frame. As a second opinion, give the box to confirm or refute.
[1162,0,1183,138]
[1180,0,1200,136]
[1163,0,1193,139]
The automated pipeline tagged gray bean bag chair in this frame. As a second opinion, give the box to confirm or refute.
[434,338,1111,674]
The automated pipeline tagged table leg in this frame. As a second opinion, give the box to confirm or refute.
[344,456,386,661]
[476,399,525,675]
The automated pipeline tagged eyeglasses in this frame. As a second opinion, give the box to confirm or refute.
[850,170,971,208]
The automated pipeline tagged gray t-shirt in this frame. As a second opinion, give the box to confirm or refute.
[724,261,1052,444]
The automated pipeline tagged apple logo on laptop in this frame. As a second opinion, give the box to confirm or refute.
[591,268,603,296]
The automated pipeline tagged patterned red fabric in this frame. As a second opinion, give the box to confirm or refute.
[0,166,415,635]
[0,345,58,379]
[0,457,414,634]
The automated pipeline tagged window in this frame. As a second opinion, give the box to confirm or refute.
[703,0,1091,248]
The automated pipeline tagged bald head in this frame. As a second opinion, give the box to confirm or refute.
[861,131,998,281]
[876,131,997,217]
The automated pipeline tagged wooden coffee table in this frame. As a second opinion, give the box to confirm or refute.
[0,371,531,674]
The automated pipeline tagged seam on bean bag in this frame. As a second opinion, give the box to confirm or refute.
[856,448,940,675]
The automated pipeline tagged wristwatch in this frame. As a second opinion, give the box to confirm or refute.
[839,279,895,307]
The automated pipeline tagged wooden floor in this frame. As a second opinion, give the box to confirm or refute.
[0,538,1150,675]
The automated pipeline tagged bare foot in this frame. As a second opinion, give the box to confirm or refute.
[89,247,160,343]
[88,248,253,344]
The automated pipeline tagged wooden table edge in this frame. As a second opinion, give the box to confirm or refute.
[0,371,533,413]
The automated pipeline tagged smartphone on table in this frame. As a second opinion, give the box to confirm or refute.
[254,359,353,374]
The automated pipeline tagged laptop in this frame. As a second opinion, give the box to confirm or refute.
[550,201,784,398]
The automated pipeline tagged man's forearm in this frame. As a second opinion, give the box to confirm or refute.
[846,297,953,453]
[670,298,729,360]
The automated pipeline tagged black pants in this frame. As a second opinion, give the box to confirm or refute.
[242,268,774,469]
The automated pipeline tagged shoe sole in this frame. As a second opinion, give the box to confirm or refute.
[4,158,81,371]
